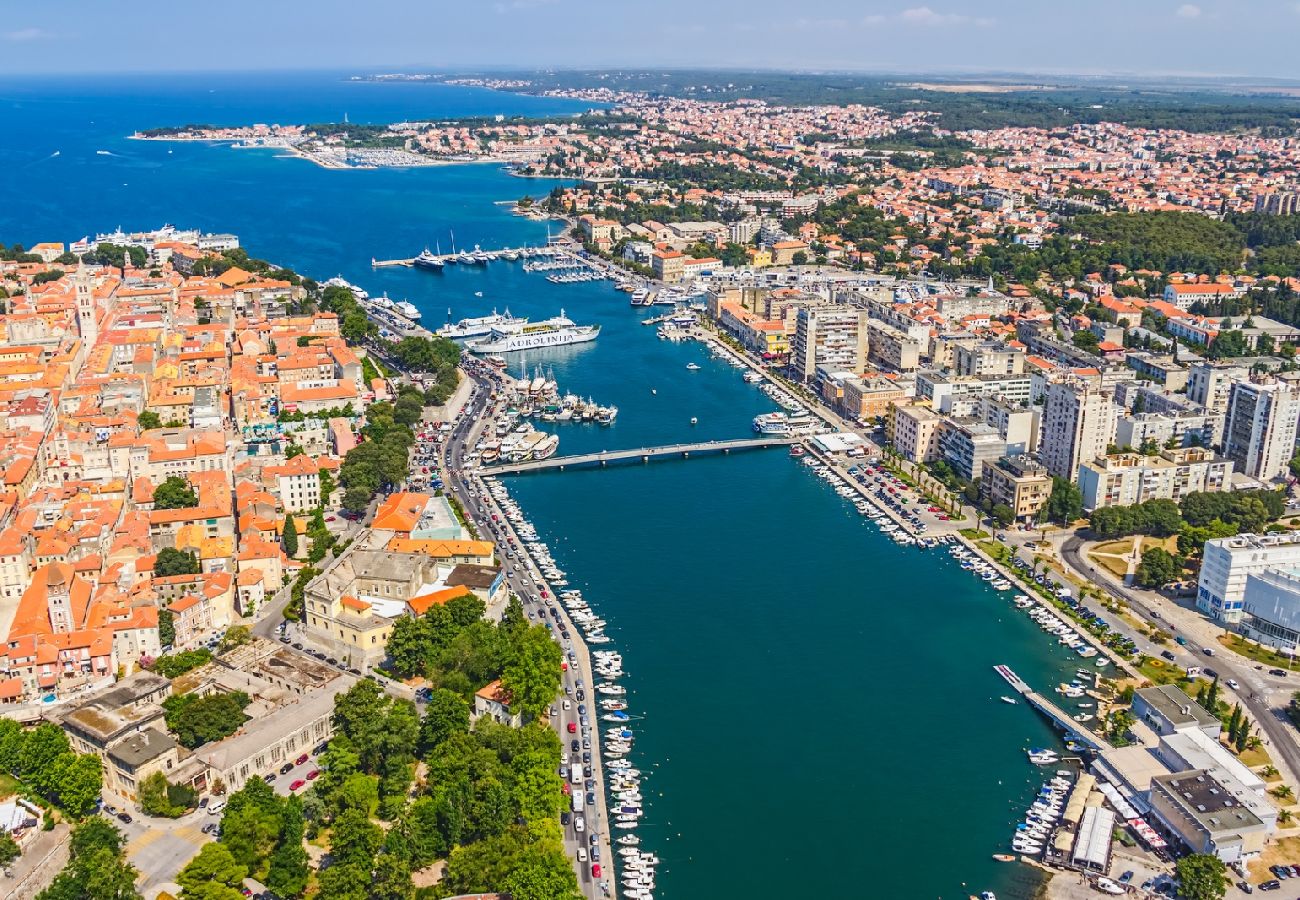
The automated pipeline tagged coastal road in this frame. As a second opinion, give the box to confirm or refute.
[1059,534,1300,787]
[437,361,617,900]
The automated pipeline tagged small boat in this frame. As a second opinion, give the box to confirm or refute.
[617,835,641,846]
[992,854,1015,863]
[1000,696,1018,705]
[686,363,701,370]
[1095,879,1125,896]
[690,417,698,425]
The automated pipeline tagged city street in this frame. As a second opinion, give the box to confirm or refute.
[435,361,616,899]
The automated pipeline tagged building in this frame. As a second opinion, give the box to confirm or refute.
[1222,380,1300,482]
[936,418,1007,482]
[264,453,321,514]
[1239,566,1300,653]
[1115,411,1218,454]
[981,455,1053,523]
[651,251,686,283]
[472,679,521,727]
[1077,447,1232,511]
[1131,685,1221,739]
[839,376,908,422]
[865,320,923,373]
[1186,362,1249,413]
[1148,770,1268,862]
[953,341,1025,377]
[1040,380,1116,482]
[890,404,942,464]
[1197,532,1300,623]
[790,306,868,383]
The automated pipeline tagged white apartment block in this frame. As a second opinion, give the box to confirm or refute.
[1077,448,1233,511]
[1040,381,1117,482]
[1198,532,1300,623]
[791,306,868,383]
[1222,380,1300,482]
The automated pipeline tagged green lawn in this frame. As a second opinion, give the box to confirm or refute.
[0,773,19,800]
[1137,655,1193,687]
[1218,633,1300,669]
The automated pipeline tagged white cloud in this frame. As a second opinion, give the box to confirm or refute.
[1176,4,1202,18]
[862,8,993,27]
[4,28,50,42]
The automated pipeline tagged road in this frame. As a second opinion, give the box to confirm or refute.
[1059,534,1300,786]
[437,359,617,899]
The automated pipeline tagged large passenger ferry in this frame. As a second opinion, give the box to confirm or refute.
[467,311,599,354]
[438,309,527,340]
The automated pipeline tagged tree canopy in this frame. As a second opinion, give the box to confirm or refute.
[152,475,198,510]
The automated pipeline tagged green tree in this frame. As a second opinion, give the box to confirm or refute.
[1071,329,1100,353]
[56,753,104,818]
[155,548,200,577]
[281,516,299,558]
[266,797,309,898]
[1236,721,1251,753]
[37,818,141,900]
[18,725,71,795]
[1136,547,1179,588]
[419,688,471,752]
[152,475,198,510]
[1045,477,1083,525]
[0,831,18,866]
[158,608,175,648]
[990,504,1014,529]
[221,625,252,650]
[1175,853,1228,900]
[163,691,250,748]
[386,616,431,679]
[369,849,414,900]
[140,771,181,817]
[177,842,247,900]
[500,845,582,900]
[137,410,162,430]
[501,625,563,720]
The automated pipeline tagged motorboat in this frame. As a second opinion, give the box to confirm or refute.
[1000,696,1018,705]
[1095,879,1125,896]
[617,835,641,846]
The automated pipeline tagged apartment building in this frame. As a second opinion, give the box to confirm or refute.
[953,340,1025,377]
[1222,380,1300,482]
[1040,380,1117,482]
[1186,362,1250,413]
[1077,447,1233,511]
[890,404,942,464]
[791,306,868,383]
[981,455,1053,522]
[936,418,1008,482]
[865,320,923,373]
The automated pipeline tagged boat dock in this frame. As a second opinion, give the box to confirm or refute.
[371,244,566,267]
[994,665,1115,752]
[488,436,798,475]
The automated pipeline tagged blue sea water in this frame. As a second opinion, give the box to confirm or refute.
[0,72,1090,898]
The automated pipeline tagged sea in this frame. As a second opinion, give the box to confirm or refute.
[0,71,1093,899]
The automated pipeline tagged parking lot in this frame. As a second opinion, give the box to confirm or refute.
[114,806,211,893]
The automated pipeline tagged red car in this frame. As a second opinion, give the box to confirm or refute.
[592,864,601,878]
[296,753,309,766]
[289,779,306,791]
[561,662,568,671]
[306,769,320,780]
[567,722,577,733]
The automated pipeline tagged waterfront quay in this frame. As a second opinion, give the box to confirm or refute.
[371,243,568,268]
[436,360,618,900]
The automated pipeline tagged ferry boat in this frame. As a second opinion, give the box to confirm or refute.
[413,248,444,271]
[468,312,600,354]
[753,413,792,436]
[629,288,652,306]
[395,300,421,321]
[532,434,559,460]
[438,310,527,340]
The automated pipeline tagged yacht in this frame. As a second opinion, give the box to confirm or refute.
[413,248,444,271]
[686,363,701,371]
[532,434,560,460]
[395,300,421,321]
[438,309,528,340]
[999,696,1018,705]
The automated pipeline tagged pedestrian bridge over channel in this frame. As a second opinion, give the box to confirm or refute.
[484,436,799,475]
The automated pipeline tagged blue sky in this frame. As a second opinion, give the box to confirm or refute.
[4,1,1300,78]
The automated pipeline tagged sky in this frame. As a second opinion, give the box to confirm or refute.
[4,0,1300,80]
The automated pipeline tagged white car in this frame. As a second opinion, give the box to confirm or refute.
[1227,678,1239,690]
[577,848,588,863]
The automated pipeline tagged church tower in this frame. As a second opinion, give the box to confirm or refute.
[73,263,98,343]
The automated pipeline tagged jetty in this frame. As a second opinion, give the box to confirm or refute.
[371,244,566,268]
[488,436,798,475]
[994,664,1114,752]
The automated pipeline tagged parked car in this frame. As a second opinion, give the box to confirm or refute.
[289,779,306,791]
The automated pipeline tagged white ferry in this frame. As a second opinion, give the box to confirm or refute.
[395,300,421,321]
[438,309,527,340]
[468,311,599,354]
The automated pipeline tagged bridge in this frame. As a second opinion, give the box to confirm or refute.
[484,436,799,475]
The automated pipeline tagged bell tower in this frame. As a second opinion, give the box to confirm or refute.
[73,263,98,343]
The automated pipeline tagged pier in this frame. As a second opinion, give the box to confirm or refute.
[371,243,567,268]
[486,436,798,475]
[994,665,1115,752]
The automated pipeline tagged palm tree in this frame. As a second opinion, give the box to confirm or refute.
[1272,784,1294,801]
[1262,765,1279,779]
[1280,809,1294,826]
